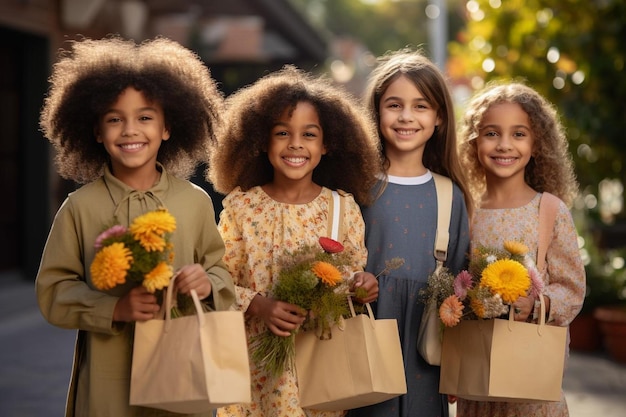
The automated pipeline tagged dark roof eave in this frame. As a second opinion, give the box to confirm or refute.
[252,0,328,63]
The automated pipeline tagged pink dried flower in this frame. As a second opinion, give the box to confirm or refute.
[94,225,127,249]
[454,270,474,300]
[527,266,544,299]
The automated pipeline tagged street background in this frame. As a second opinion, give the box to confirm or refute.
[1,271,624,417]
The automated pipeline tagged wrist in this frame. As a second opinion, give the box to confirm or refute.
[532,295,551,322]
[246,293,265,317]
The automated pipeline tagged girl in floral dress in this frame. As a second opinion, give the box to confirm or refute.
[346,48,472,417]
[207,65,382,417]
[35,36,235,417]
[455,81,586,417]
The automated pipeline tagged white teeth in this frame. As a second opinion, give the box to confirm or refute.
[120,143,144,150]
[494,157,515,163]
[284,157,306,164]
[397,129,416,135]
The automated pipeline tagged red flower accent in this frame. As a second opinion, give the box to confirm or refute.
[319,237,344,253]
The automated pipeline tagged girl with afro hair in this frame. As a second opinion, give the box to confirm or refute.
[208,65,382,417]
[36,36,235,417]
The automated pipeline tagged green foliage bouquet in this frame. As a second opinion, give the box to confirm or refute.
[251,237,364,377]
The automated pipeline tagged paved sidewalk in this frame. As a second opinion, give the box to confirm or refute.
[1,272,625,417]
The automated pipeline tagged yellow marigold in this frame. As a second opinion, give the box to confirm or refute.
[130,209,176,251]
[135,232,166,252]
[504,240,529,256]
[439,295,464,327]
[90,242,132,290]
[311,261,342,287]
[480,259,530,304]
[143,261,173,293]
[470,296,486,318]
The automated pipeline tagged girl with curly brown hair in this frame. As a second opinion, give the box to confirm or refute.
[454,81,585,417]
[36,36,235,417]
[208,65,382,417]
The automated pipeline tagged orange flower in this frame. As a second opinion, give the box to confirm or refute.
[311,261,342,287]
[134,232,166,252]
[143,261,173,293]
[90,242,132,290]
[439,295,464,327]
[130,208,175,252]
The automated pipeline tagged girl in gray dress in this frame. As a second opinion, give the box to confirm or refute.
[346,48,472,417]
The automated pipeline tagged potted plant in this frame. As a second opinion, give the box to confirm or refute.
[594,303,626,364]
[570,221,626,353]
[580,238,626,361]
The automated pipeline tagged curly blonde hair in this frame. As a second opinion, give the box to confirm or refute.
[458,81,579,207]
[363,48,473,215]
[40,36,223,183]
[207,65,382,206]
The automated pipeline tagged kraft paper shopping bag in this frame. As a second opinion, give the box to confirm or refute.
[439,296,567,402]
[295,301,406,411]
[130,277,251,413]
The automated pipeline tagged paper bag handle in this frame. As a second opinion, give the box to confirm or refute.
[508,294,547,334]
[164,272,205,332]
[347,296,375,327]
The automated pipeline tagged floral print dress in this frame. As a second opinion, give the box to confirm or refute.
[216,186,367,417]
[456,193,586,417]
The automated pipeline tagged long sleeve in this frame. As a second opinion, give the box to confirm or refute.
[543,202,586,325]
[36,198,122,334]
[218,193,259,312]
[337,192,368,271]
[193,195,236,311]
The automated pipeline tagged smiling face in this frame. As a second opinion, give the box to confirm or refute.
[266,101,326,187]
[96,87,170,187]
[476,102,535,186]
[378,75,441,163]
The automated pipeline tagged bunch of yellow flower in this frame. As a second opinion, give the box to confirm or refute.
[90,208,176,293]
[422,241,544,328]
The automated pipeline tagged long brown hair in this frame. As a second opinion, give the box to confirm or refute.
[363,48,473,216]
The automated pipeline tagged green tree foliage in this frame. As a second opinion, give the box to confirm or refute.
[290,0,431,56]
[448,0,626,220]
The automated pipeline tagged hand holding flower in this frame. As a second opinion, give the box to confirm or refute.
[248,295,306,337]
[351,271,379,303]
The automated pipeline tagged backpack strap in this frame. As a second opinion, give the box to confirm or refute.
[432,173,453,264]
[537,192,560,271]
[327,190,344,241]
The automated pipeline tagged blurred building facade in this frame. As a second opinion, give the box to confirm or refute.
[0,0,329,281]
